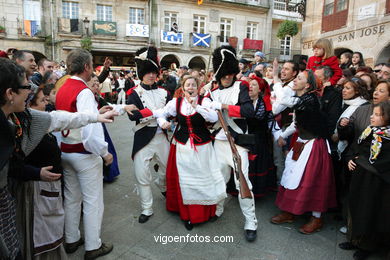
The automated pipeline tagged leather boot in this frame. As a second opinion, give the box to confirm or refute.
[271,212,295,224]
[299,216,323,234]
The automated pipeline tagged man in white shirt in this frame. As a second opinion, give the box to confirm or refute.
[56,49,114,260]
[270,59,299,182]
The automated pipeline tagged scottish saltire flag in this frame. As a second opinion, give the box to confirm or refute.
[193,33,211,47]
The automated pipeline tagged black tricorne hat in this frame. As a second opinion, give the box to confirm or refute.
[212,45,239,83]
[135,46,160,81]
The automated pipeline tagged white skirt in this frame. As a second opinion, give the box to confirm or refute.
[175,140,227,205]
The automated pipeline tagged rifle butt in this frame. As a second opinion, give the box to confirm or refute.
[239,173,253,199]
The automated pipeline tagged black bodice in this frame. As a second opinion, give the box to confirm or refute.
[174,97,212,145]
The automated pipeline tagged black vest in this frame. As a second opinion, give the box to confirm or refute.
[174,97,212,145]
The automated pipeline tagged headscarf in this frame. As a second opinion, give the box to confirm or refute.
[249,75,272,111]
[358,126,390,164]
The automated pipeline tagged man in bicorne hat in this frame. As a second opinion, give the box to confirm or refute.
[208,45,258,242]
[126,46,170,224]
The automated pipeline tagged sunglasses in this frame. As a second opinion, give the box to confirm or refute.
[18,84,32,90]
[374,70,381,73]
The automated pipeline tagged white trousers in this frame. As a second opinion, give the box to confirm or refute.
[214,140,258,230]
[117,89,126,104]
[133,133,169,215]
[62,153,104,251]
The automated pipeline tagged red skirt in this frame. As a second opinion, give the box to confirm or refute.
[276,139,337,215]
[166,144,216,224]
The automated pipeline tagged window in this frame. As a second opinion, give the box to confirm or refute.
[324,0,335,16]
[23,0,41,35]
[97,4,112,22]
[220,18,232,43]
[322,0,349,32]
[62,1,79,19]
[336,0,347,12]
[387,0,390,14]
[274,0,286,11]
[129,8,144,24]
[246,22,257,39]
[164,12,177,32]
[280,36,291,60]
[193,15,206,34]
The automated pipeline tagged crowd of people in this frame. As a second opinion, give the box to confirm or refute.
[0,37,389,260]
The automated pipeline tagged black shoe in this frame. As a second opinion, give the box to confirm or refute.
[84,242,113,260]
[245,230,257,242]
[209,215,219,222]
[353,249,371,260]
[138,214,152,223]
[184,221,193,231]
[338,242,358,250]
[161,191,166,197]
[64,237,84,254]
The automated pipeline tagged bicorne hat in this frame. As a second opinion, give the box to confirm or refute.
[135,46,160,81]
[212,45,239,83]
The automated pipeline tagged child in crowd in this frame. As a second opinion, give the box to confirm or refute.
[339,52,352,70]
[306,38,342,87]
[350,51,365,70]
[340,101,390,260]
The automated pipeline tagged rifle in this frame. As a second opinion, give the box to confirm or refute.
[217,110,252,199]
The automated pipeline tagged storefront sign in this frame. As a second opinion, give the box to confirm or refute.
[161,31,183,44]
[358,3,376,21]
[303,24,386,49]
[336,24,385,42]
[126,24,149,37]
[93,21,117,35]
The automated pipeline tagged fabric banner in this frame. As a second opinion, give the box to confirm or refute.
[125,24,149,37]
[93,21,117,35]
[161,31,183,44]
[59,18,71,33]
[243,38,263,50]
[24,20,38,36]
[192,33,211,47]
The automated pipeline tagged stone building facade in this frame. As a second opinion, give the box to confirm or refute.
[301,0,390,66]
[0,0,304,70]
[270,0,303,62]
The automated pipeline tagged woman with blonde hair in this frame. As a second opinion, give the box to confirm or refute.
[306,38,342,86]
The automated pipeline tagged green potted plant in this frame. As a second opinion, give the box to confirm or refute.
[80,37,92,51]
[276,20,299,39]
[0,25,5,33]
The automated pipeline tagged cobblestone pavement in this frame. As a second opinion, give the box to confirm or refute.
[69,116,386,260]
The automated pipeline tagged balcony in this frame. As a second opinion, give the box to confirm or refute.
[210,0,270,9]
[273,0,303,21]
[269,48,301,62]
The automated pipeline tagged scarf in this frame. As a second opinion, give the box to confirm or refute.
[336,96,368,156]
[249,75,272,111]
[358,126,390,164]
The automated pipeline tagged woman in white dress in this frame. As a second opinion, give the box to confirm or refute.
[153,75,226,230]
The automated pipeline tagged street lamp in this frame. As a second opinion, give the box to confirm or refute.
[83,17,90,36]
